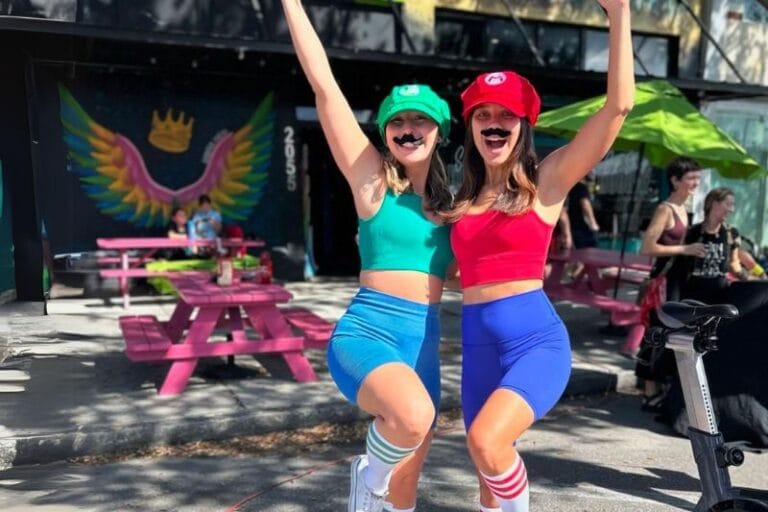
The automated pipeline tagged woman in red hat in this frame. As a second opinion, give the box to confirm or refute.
[281,2,455,511]
[447,1,634,510]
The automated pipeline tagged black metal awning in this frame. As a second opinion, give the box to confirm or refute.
[2,14,768,103]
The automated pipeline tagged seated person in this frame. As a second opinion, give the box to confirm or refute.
[737,245,766,279]
[189,194,222,241]
[189,194,222,256]
[164,207,192,260]
[759,246,768,269]
[223,224,247,258]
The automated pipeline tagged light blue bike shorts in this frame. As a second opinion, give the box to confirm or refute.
[327,287,441,409]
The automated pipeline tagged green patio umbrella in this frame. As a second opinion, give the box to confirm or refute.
[537,79,765,179]
[536,79,766,296]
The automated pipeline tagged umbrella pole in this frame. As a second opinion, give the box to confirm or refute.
[613,144,645,298]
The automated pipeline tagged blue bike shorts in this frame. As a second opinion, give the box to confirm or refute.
[327,287,441,409]
[461,288,571,429]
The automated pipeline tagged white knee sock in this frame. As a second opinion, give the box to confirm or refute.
[480,454,529,512]
[365,422,420,494]
[383,504,415,512]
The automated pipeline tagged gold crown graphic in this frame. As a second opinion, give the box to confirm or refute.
[148,108,194,154]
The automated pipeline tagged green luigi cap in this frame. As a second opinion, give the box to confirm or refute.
[376,84,451,140]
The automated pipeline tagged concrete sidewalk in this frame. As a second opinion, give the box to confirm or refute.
[0,394,765,511]
[0,279,638,469]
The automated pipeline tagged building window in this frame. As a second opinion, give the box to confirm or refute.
[116,0,211,35]
[485,19,538,65]
[536,24,580,70]
[714,110,768,167]
[584,30,670,77]
[435,10,486,59]
[1,0,76,21]
[728,0,768,23]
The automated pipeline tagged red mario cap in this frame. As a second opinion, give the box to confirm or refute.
[461,71,541,126]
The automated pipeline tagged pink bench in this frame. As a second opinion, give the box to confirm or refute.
[599,267,649,286]
[118,276,321,395]
[119,315,173,361]
[281,307,335,348]
[97,256,148,266]
[119,314,306,363]
[546,286,640,325]
[546,286,645,354]
[100,268,167,279]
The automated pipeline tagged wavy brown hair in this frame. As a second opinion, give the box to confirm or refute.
[703,187,735,219]
[381,150,453,214]
[443,118,538,222]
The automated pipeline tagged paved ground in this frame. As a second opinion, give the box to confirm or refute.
[1,277,765,510]
[0,394,765,511]
[1,279,637,468]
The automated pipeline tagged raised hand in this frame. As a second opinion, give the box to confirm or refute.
[597,0,630,15]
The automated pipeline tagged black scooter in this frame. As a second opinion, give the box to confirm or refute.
[645,300,768,511]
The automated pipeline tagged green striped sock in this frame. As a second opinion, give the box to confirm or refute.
[364,422,419,493]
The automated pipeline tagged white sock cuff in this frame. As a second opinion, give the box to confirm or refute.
[383,504,415,512]
[480,506,502,512]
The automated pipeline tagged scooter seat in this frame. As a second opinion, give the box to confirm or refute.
[658,301,739,328]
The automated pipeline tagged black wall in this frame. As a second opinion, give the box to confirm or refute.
[0,39,43,301]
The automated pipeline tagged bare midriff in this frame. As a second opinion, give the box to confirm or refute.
[462,279,543,305]
[360,270,445,305]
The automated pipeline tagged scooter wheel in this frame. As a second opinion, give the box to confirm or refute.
[709,499,768,511]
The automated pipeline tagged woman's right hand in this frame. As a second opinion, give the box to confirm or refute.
[684,243,707,258]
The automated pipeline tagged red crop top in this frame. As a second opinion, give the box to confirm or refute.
[451,207,555,288]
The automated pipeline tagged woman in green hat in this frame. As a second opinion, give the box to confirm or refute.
[281,2,455,512]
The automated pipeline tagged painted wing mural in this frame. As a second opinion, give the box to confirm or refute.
[58,84,273,228]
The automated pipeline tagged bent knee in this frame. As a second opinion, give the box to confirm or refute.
[466,426,513,467]
[387,400,435,441]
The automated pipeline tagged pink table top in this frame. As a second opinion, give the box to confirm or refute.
[97,237,265,250]
[168,274,292,306]
[549,248,652,272]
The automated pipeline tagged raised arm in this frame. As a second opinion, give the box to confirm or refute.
[280,0,382,193]
[538,0,634,204]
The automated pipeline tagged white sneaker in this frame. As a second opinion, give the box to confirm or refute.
[348,455,387,512]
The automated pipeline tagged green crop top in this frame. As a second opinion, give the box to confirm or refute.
[358,188,453,279]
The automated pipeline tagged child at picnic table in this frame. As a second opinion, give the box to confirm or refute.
[164,207,192,260]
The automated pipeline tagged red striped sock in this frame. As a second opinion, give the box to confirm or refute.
[480,455,529,512]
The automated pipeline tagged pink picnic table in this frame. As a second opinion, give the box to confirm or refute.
[96,237,265,308]
[545,248,653,354]
[121,273,318,395]
[547,248,652,295]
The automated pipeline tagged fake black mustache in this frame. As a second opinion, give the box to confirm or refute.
[393,134,425,146]
[481,128,511,138]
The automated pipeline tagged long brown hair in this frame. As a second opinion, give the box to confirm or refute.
[703,187,734,220]
[381,150,453,214]
[444,118,538,222]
